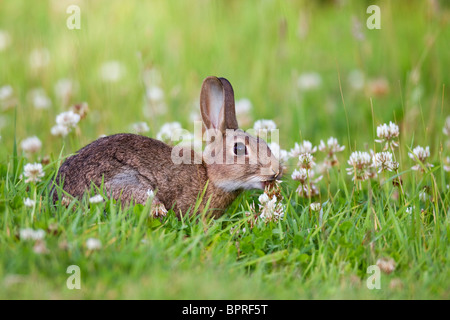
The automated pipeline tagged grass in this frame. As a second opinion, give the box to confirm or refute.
[0,0,449,299]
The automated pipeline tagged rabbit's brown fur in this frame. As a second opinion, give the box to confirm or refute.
[54,76,281,217]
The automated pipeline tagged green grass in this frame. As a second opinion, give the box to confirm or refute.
[0,0,449,299]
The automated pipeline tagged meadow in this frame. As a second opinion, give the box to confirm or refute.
[0,0,449,299]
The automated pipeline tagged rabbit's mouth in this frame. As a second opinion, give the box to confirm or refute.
[262,180,273,188]
[261,170,282,188]
[261,178,278,189]
[215,176,281,192]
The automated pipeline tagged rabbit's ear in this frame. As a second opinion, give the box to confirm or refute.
[218,77,239,130]
[200,76,239,133]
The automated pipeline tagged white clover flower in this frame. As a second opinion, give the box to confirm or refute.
[375,123,389,138]
[29,89,52,109]
[253,119,277,137]
[375,122,399,150]
[56,110,80,128]
[351,16,365,41]
[367,78,390,97]
[51,110,80,138]
[388,122,399,136]
[377,124,390,138]
[230,225,246,235]
[142,67,162,88]
[296,183,319,198]
[146,86,165,103]
[19,228,34,240]
[298,152,315,169]
[268,142,289,164]
[54,78,73,97]
[51,124,70,137]
[20,136,42,154]
[20,228,45,241]
[347,151,372,167]
[443,116,450,136]
[189,109,201,123]
[0,30,12,51]
[310,202,322,212]
[315,162,328,175]
[23,198,36,208]
[54,78,78,106]
[319,137,345,154]
[143,97,167,118]
[71,102,89,119]
[156,122,182,142]
[291,166,321,198]
[61,196,72,207]
[131,121,150,134]
[279,149,289,164]
[289,140,317,158]
[99,60,125,82]
[86,238,102,250]
[249,182,286,219]
[23,163,45,183]
[89,194,103,204]
[258,193,270,204]
[348,151,371,166]
[32,230,45,241]
[444,156,450,172]
[376,257,396,274]
[419,190,428,202]
[372,151,399,173]
[405,206,414,214]
[234,98,253,127]
[346,151,372,181]
[235,98,252,115]
[348,69,365,90]
[291,168,310,183]
[297,72,322,91]
[258,195,285,223]
[319,137,345,168]
[0,85,16,109]
[29,47,50,70]
[0,85,13,101]
[33,240,49,255]
[408,145,433,171]
[175,132,202,150]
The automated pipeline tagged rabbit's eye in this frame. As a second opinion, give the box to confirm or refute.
[234,142,247,156]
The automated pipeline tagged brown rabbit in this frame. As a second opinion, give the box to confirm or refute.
[53,76,282,217]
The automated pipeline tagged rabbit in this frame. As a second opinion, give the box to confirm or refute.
[53,76,282,218]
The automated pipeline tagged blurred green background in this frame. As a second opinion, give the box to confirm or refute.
[1,0,449,158]
[1,0,450,300]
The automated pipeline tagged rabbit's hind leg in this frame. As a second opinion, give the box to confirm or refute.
[104,168,151,203]
[105,181,168,217]
[104,168,168,217]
